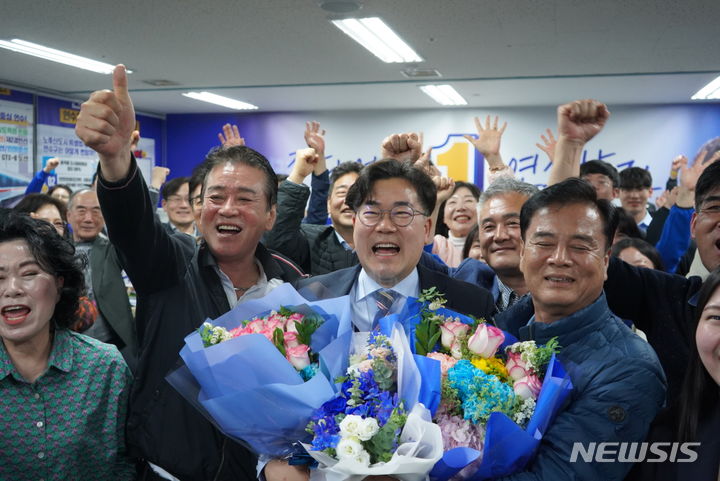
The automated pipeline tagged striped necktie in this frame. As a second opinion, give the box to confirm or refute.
[372,289,399,327]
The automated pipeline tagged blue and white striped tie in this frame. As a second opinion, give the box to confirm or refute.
[372,289,398,327]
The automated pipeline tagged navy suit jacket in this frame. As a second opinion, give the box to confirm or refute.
[293,264,496,321]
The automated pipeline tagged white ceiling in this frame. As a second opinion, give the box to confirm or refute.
[1,0,719,115]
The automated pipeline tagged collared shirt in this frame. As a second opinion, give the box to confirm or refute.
[214,259,284,308]
[350,268,420,332]
[0,329,134,480]
[638,210,654,233]
[495,277,521,313]
[334,229,353,251]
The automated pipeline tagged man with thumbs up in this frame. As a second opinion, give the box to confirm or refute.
[76,65,305,481]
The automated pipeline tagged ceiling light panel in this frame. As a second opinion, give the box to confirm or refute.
[182,92,259,110]
[0,39,128,74]
[691,75,720,100]
[331,17,422,63]
[419,84,467,106]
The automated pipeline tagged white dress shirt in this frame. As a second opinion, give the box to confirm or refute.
[350,268,420,332]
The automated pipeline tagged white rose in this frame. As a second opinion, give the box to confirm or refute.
[353,449,371,466]
[356,417,379,441]
[339,415,363,437]
[336,437,364,460]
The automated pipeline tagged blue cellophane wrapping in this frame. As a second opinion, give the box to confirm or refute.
[166,283,353,457]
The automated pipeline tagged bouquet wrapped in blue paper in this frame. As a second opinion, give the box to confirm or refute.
[383,288,573,481]
[303,321,444,481]
[166,283,352,457]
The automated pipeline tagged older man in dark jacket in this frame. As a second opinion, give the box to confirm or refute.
[495,179,666,481]
[77,65,305,481]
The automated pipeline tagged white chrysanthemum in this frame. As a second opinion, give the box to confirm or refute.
[428,300,442,311]
[336,437,364,460]
[356,417,379,441]
[339,415,363,437]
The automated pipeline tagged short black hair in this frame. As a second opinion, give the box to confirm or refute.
[580,160,620,188]
[610,237,665,271]
[189,161,211,200]
[619,167,652,190]
[462,224,480,259]
[47,184,73,198]
[695,158,720,210]
[202,145,278,208]
[345,159,436,215]
[160,177,189,201]
[14,193,67,222]
[520,178,619,250]
[330,161,363,192]
[0,212,85,329]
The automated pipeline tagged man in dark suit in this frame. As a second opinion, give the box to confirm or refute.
[294,158,495,327]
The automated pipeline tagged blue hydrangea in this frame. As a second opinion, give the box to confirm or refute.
[447,360,517,424]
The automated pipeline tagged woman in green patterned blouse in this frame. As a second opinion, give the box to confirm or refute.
[0,211,135,480]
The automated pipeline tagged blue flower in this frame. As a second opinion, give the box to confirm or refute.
[311,432,340,451]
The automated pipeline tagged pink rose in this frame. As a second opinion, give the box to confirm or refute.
[285,318,299,333]
[467,324,505,358]
[450,339,463,360]
[284,331,300,349]
[440,321,470,350]
[288,313,304,321]
[245,319,264,333]
[264,317,284,333]
[427,352,458,377]
[505,351,530,380]
[229,326,248,337]
[259,328,274,342]
[286,345,311,370]
[514,374,543,400]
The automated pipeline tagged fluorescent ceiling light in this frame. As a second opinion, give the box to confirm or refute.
[0,39,129,74]
[182,92,259,110]
[691,75,720,100]
[331,17,422,63]
[419,84,468,106]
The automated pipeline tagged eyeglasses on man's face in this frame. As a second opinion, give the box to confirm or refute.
[356,205,427,227]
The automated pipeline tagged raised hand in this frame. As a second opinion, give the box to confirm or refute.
[218,124,245,147]
[288,148,320,184]
[43,157,60,173]
[304,121,327,175]
[556,99,610,144]
[75,64,136,181]
[536,128,558,163]
[150,166,171,190]
[655,187,679,210]
[380,132,423,163]
[413,147,437,176]
[433,175,455,205]
[463,115,507,157]
[670,154,687,179]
